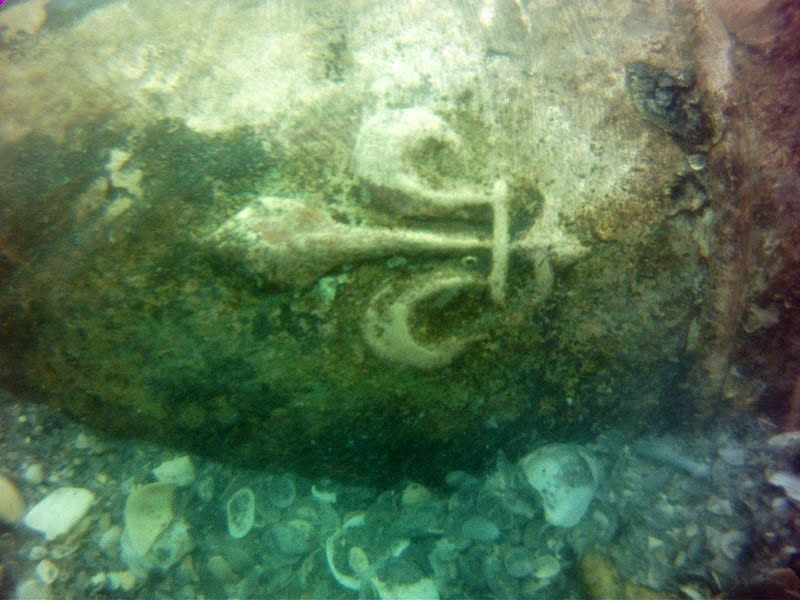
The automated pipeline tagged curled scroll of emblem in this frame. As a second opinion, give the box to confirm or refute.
[363,272,487,370]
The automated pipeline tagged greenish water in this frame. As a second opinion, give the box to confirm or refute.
[1,0,797,598]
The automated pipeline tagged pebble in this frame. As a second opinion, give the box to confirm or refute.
[267,474,296,509]
[111,571,138,592]
[272,519,315,555]
[503,546,535,578]
[648,536,664,550]
[24,487,95,540]
[707,496,734,516]
[23,464,45,485]
[346,547,371,582]
[98,525,122,558]
[123,517,193,578]
[123,481,177,564]
[706,526,748,561]
[718,530,748,561]
[73,433,93,450]
[687,153,707,171]
[15,577,52,600]
[460,516,501,543]
[401,482,431,506]
[35,559,59,585]
[718,447,746,466]
[88,570,137,593]
[531,555,561,579]
[153,456,196,487]
[0,474,26,525]
[196,477,214,503]
[207,554,238,585]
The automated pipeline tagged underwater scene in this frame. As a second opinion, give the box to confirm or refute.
[1,0,800,598]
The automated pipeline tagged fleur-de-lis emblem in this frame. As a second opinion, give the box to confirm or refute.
[209,108,586,368]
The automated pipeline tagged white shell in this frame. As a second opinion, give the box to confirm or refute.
[311,484,337,504]
[519,444,598,528]
[35,559,59,585]
[226,487,255,539]
[767,470,800,501]
[24,487,95,540]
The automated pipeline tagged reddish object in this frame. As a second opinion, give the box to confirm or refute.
[696,0,800,419]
